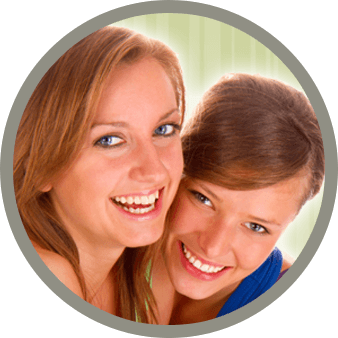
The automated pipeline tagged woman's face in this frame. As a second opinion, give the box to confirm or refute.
[46,58,183,250]
[163,176,307,301]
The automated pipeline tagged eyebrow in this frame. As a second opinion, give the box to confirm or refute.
[248,215,282,227]
[158,108,180,123]
[91,108,179,129]
[198,183,222,203]
[196,182,283,227]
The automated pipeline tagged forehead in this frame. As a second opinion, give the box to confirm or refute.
[94,58,177,123]
[102,58,173,100]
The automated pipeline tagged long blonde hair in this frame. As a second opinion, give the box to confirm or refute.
[13,25,185,323]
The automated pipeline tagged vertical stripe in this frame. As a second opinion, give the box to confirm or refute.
[231,26,235,71]
[251,38,256,73]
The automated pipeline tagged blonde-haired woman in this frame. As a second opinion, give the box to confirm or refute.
[14,26,185,323]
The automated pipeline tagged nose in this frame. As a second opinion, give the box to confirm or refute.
[198,217,235,259]
[128,141,168,185]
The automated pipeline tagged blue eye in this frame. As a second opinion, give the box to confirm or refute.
[244,222,267,234]
[95,135,124,148]
[191,191,213,207]
[154,124,179,137]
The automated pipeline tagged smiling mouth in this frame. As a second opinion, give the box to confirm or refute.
[112,190,160,215]
[181,242,227,274]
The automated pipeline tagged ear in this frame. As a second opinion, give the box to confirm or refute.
[40,183,53,192]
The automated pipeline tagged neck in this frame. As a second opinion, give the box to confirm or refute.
[77,243,125,297]
[170,282,240,324]
[152,251,176,324]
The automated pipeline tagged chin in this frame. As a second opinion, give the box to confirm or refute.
[170,276,208,300]
[127,227,164,248]
[176,285,210,300]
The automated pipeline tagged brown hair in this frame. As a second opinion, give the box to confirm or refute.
[182,73,324,204]
[13,25,185,323]
[150,72,325,323]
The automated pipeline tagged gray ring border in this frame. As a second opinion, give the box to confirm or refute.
[1,1,337,337]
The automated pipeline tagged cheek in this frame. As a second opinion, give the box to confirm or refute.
[56,156,121,196]
[88,158,126,189]
[160,140,183,179]
[168,196,200,236]
[235,238,279,271]
[77,161,111,190]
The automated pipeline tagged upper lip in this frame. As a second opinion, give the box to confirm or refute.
[181,242,228,269]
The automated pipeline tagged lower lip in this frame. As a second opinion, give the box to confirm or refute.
[112,188,164,222]
[177,241,231,281]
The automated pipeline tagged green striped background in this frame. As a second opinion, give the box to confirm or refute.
[113,14,323,259]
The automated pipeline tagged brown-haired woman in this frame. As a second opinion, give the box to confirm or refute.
[150,73,324,324]
[13,26,185,323]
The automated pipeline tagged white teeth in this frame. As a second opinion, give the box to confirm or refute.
[149,194,155,204]
[201,264,209,272]
[141,195,148,204]
[119,204,155,214]
[193,260,202,269]
[182,243,225,274]
[112,191,160,215]
[113,191,159,206]
[207,266,215,273]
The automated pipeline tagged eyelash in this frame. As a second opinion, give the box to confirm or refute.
[190,190,213,207]
[94,123,180,149]
[243,222,268,234]
[94,135,125,148]
[154,123,181,137]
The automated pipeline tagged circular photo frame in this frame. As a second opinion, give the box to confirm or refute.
[1,1,337,337]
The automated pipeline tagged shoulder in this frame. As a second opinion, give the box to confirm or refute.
[32,242,84,298]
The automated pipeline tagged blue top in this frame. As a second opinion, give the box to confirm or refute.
[216,247,283,317]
